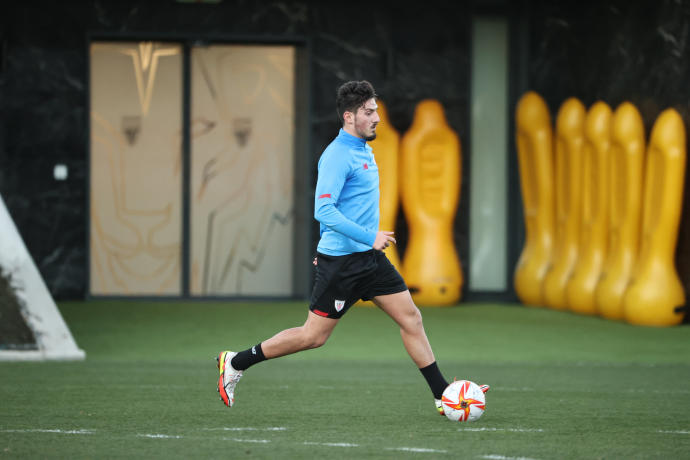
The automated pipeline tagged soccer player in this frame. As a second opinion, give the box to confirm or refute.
[217,80,488,415]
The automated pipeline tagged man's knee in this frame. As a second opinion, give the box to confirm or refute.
[401,306,424,332]
[305,331,329,349]
[301,327,330,349]
[311,332,330,348]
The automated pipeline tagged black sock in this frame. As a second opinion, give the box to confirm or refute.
[230,343,267,371]
[419,362,449,399]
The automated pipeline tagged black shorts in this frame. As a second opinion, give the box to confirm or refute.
[309,249,408,319]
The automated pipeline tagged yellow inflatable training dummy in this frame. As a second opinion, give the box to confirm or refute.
[595,102,646,320]
[400,100,463,306]
[623,108,686,326]
[514,91,555,307]
[542,98,586,310]
[566,102,612,314]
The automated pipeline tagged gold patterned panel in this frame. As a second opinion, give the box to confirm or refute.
[90,42,182,295]
[190,45,295,296]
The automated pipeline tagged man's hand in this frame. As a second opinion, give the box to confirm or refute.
[373,231,396,250]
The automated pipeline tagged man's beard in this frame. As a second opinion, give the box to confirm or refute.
[357,125,377,141]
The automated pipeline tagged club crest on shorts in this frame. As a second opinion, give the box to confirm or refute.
[334,299,345,312]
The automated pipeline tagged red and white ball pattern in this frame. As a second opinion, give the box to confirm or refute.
[441,380,486,422]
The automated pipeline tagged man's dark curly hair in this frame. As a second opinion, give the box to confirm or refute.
[336,80,377,123]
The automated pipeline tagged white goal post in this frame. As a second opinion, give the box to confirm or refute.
[0,195,85,361]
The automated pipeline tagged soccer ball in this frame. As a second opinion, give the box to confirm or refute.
[441,380,486,422]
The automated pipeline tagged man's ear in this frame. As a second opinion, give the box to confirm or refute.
[343,111,354,125]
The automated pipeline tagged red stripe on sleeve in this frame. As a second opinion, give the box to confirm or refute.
[312,309,329,317]
[318,193,331,199]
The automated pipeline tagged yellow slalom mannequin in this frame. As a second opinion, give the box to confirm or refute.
[357,101,401,307]
[595,103,646,320]
[623,109,686,326]
[400,100,463,306]
[370,101,402,271]
[566,102,612,314]
[542,98,586,310]
[514,91,556,307]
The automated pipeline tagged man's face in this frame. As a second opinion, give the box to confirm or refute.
[352,98,380,141]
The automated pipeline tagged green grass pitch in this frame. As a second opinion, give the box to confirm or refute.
[1,301,689,459]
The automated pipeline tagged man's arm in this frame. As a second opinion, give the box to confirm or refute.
[372,230,396,250]
[314,151,378,247]
[314,200,377,246]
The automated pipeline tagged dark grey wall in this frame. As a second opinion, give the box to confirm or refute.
[3,0,689,304]
[0,0,473,299]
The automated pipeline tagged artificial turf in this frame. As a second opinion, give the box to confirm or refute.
[1,301,689,459]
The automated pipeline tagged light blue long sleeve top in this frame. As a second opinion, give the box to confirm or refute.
[314,129,379,256]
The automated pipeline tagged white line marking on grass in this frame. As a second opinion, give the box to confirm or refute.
[386,447,448,454]
[626,389,690,395]
[657,430,690,434]
[496,387,536,392]
[224,438,271,444]
[202,426,287,432]
[460,428,545,433]
[481,455,539,460]
[0,429,94,435]
[137,434,182,439]
[303,442,359,447]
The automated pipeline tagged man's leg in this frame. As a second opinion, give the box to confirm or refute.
[373,290,436,368]
[372,290,489,415]
[217,311,338,407]
[261,311,339,358]
[373,290,449,403]
[231,310,339,369]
